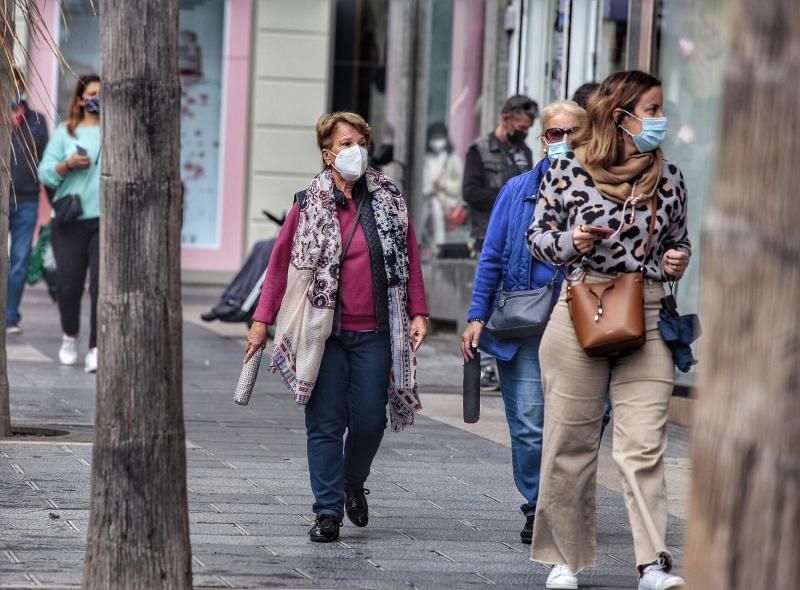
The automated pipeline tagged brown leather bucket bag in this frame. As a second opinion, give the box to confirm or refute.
[566,199,657,357]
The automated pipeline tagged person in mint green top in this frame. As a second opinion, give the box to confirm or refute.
[37,74,102,373]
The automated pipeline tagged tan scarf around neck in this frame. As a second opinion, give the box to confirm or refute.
[574,146,663,206]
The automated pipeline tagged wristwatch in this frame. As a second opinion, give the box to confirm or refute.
[467,318,485,325]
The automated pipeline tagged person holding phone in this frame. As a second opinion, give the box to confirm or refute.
[38,74,102,373]
[245,112,428,543]
[528,71,690,590]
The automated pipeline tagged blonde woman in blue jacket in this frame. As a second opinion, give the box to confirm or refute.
[461,100,586,545]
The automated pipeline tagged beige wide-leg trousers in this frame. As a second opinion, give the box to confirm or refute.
[531,271,675,573]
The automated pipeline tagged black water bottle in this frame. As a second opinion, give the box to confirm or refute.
[463,348,481,423]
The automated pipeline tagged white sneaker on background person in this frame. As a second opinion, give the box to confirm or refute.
[546,565,578,589]
[84,348,98,374]
[6,325,23,335]
[59,335,79,366]
[638,563,685,590]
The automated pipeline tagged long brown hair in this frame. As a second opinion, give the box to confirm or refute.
[66,74,100,137]
[570,70,661,168]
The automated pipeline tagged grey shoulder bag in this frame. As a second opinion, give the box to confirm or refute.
[485,263,561,340]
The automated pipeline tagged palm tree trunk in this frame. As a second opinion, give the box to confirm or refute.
[82,1,191,588]
[0,0,17,438]
[685,1,800,588]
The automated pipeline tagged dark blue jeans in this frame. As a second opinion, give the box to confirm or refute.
[305,330,391,519]
[7,201,38,327]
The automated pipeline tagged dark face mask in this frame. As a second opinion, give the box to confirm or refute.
[85,96,100,115]
[507,128,528,146]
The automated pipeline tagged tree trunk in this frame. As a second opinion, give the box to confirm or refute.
[0,1,17,438]
[685,1,799,588]
[82,1,191,588]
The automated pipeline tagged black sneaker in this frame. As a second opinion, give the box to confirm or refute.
[308,515,341,542]
[520,515,534,544]
[345,487,370,527]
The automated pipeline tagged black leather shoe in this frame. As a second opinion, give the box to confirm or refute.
[345,488,370,527]
[520,515,534,544]
[308,515,341,542]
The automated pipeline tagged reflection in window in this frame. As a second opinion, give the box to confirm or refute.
[596,0,628,81]
[331,0,388,144]
[419,0,484,255]
[657,0,727,383]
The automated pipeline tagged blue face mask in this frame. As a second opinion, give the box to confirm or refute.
[85,96,100,115]
[620,110,668,153]
[546,139,569,163]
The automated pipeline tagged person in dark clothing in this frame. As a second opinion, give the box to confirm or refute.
[462,94,537,252]
[571,81,600,110]
[201,238,276,323]
[6,67,49,335]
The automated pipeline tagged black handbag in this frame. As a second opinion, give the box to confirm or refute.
[485,268,561,339]
[52,194,83,226]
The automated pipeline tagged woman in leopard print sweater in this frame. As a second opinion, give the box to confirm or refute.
[527,71,690,590]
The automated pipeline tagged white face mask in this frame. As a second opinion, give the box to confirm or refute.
[429,138,448,152]
[330,145,368,182]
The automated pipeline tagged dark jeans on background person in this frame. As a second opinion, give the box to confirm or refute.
[304,330,392,519]
[7,201,39,327]
[495,334,545,518]
[51,218,99,348]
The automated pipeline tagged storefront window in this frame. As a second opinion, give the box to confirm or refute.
[656,0,727,383]
[418,0,484,255]
[57,0,226,249]
[331,0,389,145]
[595,0,628,81]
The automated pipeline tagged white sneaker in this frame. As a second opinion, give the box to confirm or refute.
[546,565,578,589]
[84,348,98,374]
[59,335,79,366]
[6,325,22,335]
[638,564,685,590]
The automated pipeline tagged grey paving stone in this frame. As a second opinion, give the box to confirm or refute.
[0,287,688,589]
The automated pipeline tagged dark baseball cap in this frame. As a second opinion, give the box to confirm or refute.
[502,94,539,119]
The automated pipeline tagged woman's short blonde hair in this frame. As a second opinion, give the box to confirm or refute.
[539,100,587,133]
[316,111,372,153]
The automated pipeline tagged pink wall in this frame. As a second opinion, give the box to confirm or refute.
[28,0,253,273]
[448,0,485,160]
[181,0,253,272]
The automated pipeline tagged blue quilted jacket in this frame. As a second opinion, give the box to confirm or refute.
[466,157,562,361]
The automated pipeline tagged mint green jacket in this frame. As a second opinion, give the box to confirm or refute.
[38,124,101,220]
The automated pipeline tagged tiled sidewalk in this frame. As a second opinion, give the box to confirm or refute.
[0,287,687,589]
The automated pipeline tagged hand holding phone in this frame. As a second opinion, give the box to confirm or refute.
[586,225,615,238]
[75,144,87,156]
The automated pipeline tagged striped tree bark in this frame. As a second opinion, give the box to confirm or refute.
[82,1,191,588]
[685,1,799,588]
[0,0,17,438]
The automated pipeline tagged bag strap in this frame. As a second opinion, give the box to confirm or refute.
[640,196,658,271]
[340,191,368,262]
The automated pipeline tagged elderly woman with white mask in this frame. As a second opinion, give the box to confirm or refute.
[245,112,429,543]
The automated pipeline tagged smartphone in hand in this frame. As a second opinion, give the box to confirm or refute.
[586,225,615,238]
[75,144,87,156]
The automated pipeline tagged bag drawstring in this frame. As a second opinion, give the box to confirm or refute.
[608,180,644,240]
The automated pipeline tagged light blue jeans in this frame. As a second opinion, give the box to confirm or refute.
[495,334,545,518]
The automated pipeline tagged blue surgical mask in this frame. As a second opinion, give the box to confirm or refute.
[620,110,668,153]
[546,139,569,163]
[85,96,100,115]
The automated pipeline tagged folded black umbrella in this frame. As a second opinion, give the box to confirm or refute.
[657,293,701,373]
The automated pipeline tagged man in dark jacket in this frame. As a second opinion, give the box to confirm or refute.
[7,67,49,334]
[462,95,537,251]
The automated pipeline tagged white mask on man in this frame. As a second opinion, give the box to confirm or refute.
[331,145,369,182]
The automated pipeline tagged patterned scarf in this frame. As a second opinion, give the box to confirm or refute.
[269,167,422,431]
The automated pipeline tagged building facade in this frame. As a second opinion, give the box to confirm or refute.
[20,0,725,388]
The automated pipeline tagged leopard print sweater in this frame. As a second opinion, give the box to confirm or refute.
[527,152,691,279]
